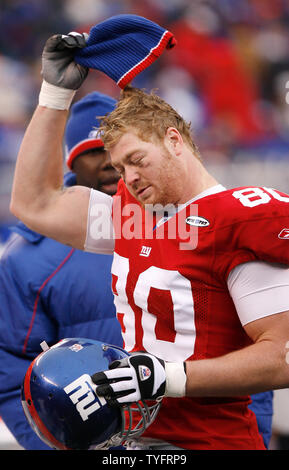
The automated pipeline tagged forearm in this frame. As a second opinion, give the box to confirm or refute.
[10,106,68,221]
[185,339,289,397]
[92,313,289,408]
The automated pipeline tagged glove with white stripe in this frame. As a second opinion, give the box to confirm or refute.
[91,352,187,407]
[39,32,89,110]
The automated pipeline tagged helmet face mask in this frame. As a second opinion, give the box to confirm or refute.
[21,338,161,450]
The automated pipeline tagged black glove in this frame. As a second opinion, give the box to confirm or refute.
[91,352,166,407]
[41,32,89,90]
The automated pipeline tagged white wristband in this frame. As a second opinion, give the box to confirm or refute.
[164,362,187,397]
[39,80,76,110]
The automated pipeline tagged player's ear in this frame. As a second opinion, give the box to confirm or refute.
[165,127,183,156]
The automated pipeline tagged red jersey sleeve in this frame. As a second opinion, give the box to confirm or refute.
[212,187,289,281]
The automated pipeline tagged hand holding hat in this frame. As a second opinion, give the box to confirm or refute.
[74,14,176,88]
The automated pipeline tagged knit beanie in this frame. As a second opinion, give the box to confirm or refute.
[65,92,116,169]
[74,14,176,88]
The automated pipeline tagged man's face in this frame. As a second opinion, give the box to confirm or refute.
[73,149,120,195]
[109,131,186,207]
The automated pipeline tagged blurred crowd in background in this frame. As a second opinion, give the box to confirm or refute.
[0,0,289,450]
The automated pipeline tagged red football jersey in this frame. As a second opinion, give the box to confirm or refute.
[111,180,289,449]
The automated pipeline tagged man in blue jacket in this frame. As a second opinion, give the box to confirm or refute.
[0,92,123,450]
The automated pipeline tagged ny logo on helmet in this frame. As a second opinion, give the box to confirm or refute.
[64,373,106,421]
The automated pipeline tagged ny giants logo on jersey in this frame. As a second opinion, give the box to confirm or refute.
[278,229,289,240]
[140,246,152,257]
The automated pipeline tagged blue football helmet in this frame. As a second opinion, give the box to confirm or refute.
[21,338,161,450]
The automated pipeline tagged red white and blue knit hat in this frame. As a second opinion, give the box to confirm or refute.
[74,14,176,88]
[65,92,116,170]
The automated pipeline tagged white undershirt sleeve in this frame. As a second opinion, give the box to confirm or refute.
[84,188,115,254]
[227,261,289,326]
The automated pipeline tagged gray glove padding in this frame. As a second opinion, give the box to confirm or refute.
[42,33,89,90]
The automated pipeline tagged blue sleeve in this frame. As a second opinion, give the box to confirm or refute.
[0,349,51,450]
[0,233,122,450]
[249,391,273,449]
[0,236,56,450]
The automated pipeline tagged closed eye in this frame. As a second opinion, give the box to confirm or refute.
[111,152,146,175]
[130,155,146,167]
[132,158,143,166]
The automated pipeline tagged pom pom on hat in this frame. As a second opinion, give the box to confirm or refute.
[65,92,116,169]
[74,14,176,89]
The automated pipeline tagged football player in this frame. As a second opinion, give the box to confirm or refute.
[10,32,289,450]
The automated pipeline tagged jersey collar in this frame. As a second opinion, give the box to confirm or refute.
[153,184,226,230]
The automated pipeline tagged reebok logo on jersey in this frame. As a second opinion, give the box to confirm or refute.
[140,246,152,257]
[186,216,210,227]
[278,228,289,239]
[138,365,151,381]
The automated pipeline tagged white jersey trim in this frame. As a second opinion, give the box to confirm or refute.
[84,189,114,254]
[227,261,289,326]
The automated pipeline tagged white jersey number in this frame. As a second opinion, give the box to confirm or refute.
[111,253,196,362]
[233,187,289,208]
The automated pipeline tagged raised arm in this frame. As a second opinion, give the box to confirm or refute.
[10,33,90,250]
